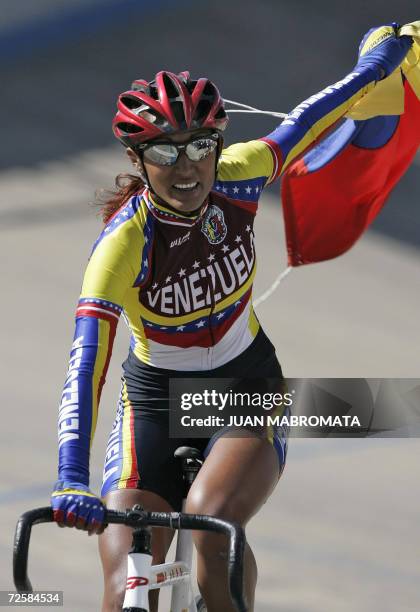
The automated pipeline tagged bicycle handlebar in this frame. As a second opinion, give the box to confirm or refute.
[13,506,247,612]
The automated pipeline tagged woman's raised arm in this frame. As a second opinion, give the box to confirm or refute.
[261,24,413,178]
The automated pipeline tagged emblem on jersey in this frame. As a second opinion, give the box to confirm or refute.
[201,205,227,244]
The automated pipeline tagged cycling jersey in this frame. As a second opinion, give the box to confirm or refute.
[79,139,276,373]
[58,65,378,484]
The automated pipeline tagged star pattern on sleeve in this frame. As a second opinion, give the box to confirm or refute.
[213,178,265,200]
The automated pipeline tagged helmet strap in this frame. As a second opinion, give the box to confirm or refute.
[136,156,150,187]
[214,135,224,181]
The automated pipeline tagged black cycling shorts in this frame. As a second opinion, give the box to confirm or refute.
[101,327,290,511]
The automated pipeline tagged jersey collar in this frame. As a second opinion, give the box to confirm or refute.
[144,189,209,227]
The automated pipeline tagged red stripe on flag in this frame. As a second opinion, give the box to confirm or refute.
[281,81,420,266]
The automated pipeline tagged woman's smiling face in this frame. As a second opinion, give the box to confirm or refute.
[128,129,221,214]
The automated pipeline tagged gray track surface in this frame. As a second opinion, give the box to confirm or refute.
[1,144,419,610]
[1,1,419,609]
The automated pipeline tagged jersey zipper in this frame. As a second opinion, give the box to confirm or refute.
[204,251,216,370]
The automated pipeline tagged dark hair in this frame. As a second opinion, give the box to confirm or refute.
[96,172,145,223]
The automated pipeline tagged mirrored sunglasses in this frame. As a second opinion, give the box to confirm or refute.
[137,133,219,166]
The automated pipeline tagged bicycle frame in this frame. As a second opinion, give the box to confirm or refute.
[123,550,195,610]
[170,503,196,611]
[122,502,198,611]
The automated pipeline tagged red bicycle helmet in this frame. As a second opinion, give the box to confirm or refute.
[112,70,228,148]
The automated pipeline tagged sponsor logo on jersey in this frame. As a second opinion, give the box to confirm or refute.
[201,205,227,244]
[170,231,191,248]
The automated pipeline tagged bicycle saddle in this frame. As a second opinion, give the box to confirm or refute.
[174,446,203,460]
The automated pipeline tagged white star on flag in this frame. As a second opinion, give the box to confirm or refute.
[222,245,229,253]
[235,235,242,243]
[177,325,186,331]
[196,320,205,328]
[114,217,120,224]
[216,185,221,190]
[145,236,149,244]
[143,259,148,268]
[233,186,239,194]
[208,253,215,262]
[255,186,260,193]
[222,187,228,193]
[245,186,252,194]
[104,227,110,232]
[122,211,129,217]
[146,323,154,327]
[216,312,225,319]
[178,268,186,277]
[160,327,167,330]
[192,260,200,269]
[234,300,241,306]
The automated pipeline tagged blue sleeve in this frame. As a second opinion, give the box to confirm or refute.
[261,66,379,177]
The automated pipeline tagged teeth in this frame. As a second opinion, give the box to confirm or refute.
[174,182,198,189]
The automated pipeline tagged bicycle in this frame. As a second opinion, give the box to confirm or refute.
[13,446,248,612]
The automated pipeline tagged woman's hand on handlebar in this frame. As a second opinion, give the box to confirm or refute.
[51,481,106,535]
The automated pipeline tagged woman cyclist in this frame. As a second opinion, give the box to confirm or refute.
[51,26,412,612]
